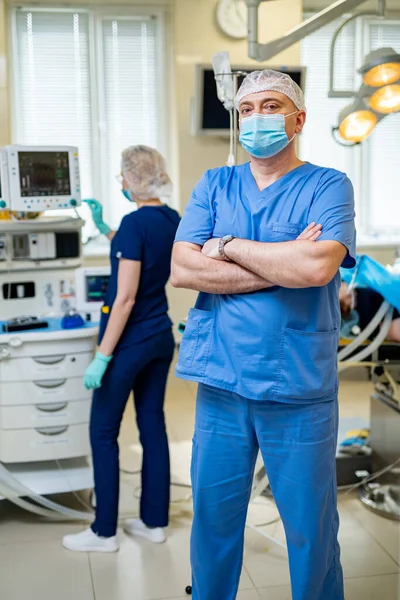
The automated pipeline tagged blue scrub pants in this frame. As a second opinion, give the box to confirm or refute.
[191,384,344,600]
[90,328,175,538]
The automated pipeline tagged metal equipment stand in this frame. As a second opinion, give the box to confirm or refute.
[360,368,400,520]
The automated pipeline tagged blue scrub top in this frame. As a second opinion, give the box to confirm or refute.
[175,162,356,402]
[99,205,181,348]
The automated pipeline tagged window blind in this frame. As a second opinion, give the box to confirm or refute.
[12,9,167,238]
[362,21,400,233]
[300,17,358,182]
[100,17,161,229]
[14,10,94,200]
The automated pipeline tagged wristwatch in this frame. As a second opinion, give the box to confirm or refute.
[218,235,235,260]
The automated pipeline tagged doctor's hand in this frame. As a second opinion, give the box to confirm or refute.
[83,199,111,236]
[296,222,322,241]
[201,238,225,260]
[83,351,113,390]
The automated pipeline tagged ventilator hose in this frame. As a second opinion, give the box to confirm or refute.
[0,462,93,521]
[338,305,394,372]
[0,480,74,519]
[338,301,390,361]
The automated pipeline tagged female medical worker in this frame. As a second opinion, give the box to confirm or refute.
[172,70,356,600]
[63,145,180,552]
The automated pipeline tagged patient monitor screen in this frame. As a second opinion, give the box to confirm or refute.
[86,275,110,303]
[19,151,71,197]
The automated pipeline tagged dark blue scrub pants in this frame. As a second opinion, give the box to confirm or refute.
[191,384,344,600]
[90,328,175,538]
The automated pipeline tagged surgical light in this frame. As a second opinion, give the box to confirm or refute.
[360,48,400,88]
[369,84,400,114]
[338,102,377,143]
[332,47,400,146]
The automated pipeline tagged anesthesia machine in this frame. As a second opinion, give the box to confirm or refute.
[0,145,109,519]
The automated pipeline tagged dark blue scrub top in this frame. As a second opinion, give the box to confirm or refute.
[99,205,181,348]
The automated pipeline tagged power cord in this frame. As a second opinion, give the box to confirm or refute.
[120,468,141,475]
[338,456,400,495]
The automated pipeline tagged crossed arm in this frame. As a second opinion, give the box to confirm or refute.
[171,242,271,294]
[220,238,347,289]
[171,225,347,294]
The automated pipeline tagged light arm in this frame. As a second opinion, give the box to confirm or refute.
[98,258,141,356]
[247,0,369,62]
[171,242,274,294]
[224,239,347,288]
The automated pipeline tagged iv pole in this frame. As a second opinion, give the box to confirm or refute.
[232,71,249,164]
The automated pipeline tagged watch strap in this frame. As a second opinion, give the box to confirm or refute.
[218,235,235,260]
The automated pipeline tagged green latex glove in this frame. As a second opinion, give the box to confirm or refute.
[83,199,111,236]
[340,309,361,340]
[84,351,113,390]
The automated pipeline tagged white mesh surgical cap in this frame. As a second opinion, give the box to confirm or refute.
[121,145,172,201]
[234,69,306,112]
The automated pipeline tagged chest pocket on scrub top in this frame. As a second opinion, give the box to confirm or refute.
[271,222,304,242]
[178,308,215,376]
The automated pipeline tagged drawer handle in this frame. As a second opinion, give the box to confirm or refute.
[35,426,68,436]
[34,355,65,365]
[35,402,68,413]
[33,379,66,389]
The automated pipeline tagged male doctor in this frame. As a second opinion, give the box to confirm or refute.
[171,70,356,600]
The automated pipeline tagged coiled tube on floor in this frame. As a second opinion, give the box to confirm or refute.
[0,462,93,521]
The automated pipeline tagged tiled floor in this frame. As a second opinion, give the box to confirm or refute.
[0,368,399,599]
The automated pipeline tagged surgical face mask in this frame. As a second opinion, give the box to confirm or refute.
[239,111,298,159]
[122,189,134,202]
